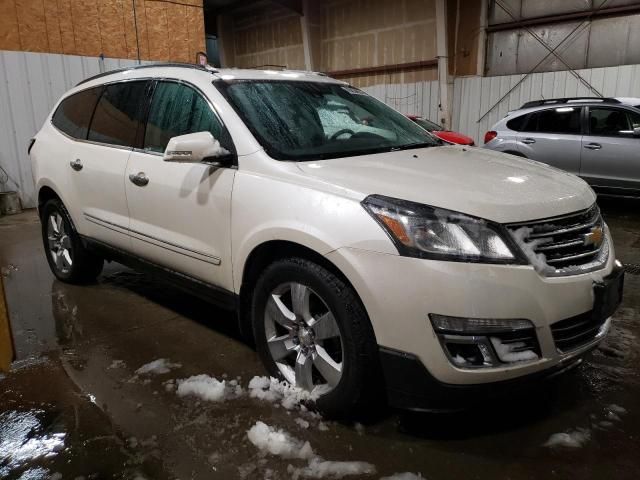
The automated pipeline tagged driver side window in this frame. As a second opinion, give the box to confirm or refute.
[589,107,640,137]
[144,81,228,153]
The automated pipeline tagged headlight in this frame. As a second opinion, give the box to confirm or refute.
[362,195,524,263]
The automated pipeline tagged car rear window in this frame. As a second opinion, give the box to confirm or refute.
[506,115,527,131]
[88,81,148,148]
[51,87,103,139]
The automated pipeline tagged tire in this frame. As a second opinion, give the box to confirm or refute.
[251,257,383,419]
[41,199,103,284]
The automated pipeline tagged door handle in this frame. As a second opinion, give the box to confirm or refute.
[129,172,149,187]
[69,159,83,171]
[584,143,602,150]
[521,138,536,144]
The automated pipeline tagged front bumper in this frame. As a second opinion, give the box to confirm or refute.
[325,240,619,390]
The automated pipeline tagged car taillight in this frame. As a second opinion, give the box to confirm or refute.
[484,131,497,144]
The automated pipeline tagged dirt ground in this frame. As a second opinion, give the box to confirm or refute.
[1,198,639,480]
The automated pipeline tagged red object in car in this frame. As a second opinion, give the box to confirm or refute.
[406,115,475,146]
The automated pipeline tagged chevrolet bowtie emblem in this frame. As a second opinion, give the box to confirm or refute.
[583,226,604,247]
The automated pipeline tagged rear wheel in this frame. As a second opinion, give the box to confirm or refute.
[252,257,382,418]
[41,199,103,284]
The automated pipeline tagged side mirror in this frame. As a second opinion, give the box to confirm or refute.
[163,131,234,167]
[634,127,640,137]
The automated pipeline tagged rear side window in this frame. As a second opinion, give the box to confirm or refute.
[523,107,581,134]
[88,81,148,147]
[144,81,228,154]
[506,114,527,131]
[51,87,102,139]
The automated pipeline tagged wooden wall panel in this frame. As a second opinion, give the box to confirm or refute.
[98,0,128,59]
[15,0,48,52]
[145,1,170,60]
[57,0,78,55]
[0,0,204,62]
[0,0,20,50]
[43,0,63,53]
[70,0,102,56]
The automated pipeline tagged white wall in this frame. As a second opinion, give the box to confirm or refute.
[0,50,148,208]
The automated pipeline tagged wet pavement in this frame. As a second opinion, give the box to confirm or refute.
[1,199,639,480]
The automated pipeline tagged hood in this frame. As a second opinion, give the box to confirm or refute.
[296,146,596,224]
[433,130,475,146]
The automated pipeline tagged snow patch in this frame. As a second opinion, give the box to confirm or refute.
[176,374,236,402]
[288,458,376,479]
[511,227,554,274]
[135,358,181,375]
[380,474,426,480]
[490,337,538,363]
[295,418,310,429]
[608,404,627,415]
[247,421,315,459]
[107,359,126,369]
[248,376,326,410]
[544,428,591,448]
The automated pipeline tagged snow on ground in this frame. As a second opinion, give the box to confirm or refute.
[380,474,426,480]
[176,374,243,402]
[248,376,327,410]
[248,421,375,478]
[543,428,591,448]
[295,418,310,429]
[135,358,182,375]
[107,359,126,369]
[608,404,627,415]
[247,421,315,459]
[288,458,376,479]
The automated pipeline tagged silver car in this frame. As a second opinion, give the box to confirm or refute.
[483,97,640,197]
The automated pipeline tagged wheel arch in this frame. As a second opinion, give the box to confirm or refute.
[237,239,373,345]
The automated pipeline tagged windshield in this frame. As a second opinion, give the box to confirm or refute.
[216,80,438,160]
[413,117,443,131]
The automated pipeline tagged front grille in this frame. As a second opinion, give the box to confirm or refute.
[550,311,606,352]
[507,204,607,274]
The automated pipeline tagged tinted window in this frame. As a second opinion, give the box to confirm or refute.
[144,82,227,153]
[524,107,581,134]
[51,87,102,139]
[589,107,640,137]
[506,114,527,131]
[88,81,148,147]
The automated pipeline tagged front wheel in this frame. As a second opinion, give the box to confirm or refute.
[251,257,383,418]
[41,199,103,284]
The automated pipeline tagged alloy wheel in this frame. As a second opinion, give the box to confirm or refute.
[47,211,73,274]
[263,282,344,392]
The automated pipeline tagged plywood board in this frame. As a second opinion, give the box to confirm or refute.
[0,0,20,50]
[57,0,78,55]
[43,0,63,53]
[167,2,190,63]
[98,0,128,58]
[145,0,169,60]
[71,0,102,56]
[15,0,49,52]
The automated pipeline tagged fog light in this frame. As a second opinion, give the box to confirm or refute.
[430,314,539,369]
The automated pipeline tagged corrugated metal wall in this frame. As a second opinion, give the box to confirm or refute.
[452,63,640,145]
[0,50,149,208]
[361,80,441,123]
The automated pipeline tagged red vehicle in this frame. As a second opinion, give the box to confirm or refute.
[406,115,475,146]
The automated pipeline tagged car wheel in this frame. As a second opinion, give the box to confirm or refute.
[252,257,382,418]
[41,199,103,284]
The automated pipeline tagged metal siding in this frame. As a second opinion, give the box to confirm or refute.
[0,50,149,208]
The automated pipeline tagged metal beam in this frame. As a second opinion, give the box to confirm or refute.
[487,2,640,33]
[327,59,438,79]
[436,0,452,128]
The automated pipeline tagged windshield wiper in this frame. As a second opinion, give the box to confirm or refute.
[392,141,438,151]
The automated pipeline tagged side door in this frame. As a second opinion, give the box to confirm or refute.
[125,80,236,291]
[65,80,149,251]
[516,106,583,175]
[581,106,640,194]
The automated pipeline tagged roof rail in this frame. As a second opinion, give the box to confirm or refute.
[520,97,621,109]
[76,63,218,87]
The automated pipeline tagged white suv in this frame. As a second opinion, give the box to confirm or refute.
[30,64,624,416]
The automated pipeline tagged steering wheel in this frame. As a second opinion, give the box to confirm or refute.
[330,129,355,140]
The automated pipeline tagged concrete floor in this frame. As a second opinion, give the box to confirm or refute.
[1,199,639,480]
